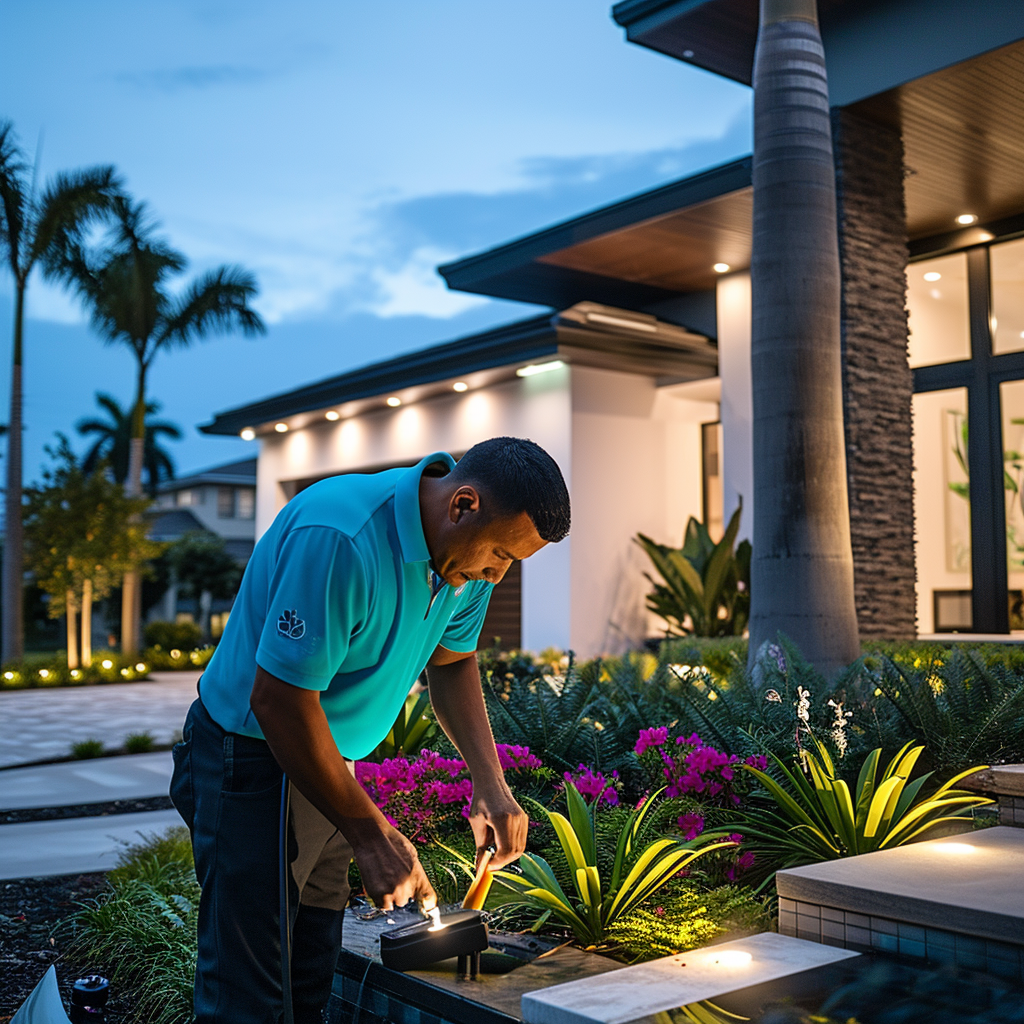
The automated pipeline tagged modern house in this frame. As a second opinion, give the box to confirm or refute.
[148,458,257,634]
[204,0,1024,652]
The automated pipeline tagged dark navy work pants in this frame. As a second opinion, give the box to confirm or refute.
[170,695,353,1024]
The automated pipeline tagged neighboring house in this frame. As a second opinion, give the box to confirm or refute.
[148,458,257,634]
[204,1,1024,650]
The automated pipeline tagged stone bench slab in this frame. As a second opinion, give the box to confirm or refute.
[519,933,859,1024]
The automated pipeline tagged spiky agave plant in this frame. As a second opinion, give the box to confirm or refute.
[492,782,736,947]
[734,733,992,868]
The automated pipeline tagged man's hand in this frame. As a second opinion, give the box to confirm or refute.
[468,782,528,870]
[356,826,437,912]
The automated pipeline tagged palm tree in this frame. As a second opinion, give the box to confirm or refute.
[747,0,860,677]
[77,392,182,496]
[64,194,265,652]
[0,120,121,662]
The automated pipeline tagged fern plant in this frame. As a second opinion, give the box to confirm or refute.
[873,646,1024,774]
[636,504,751,637]
[732,733,992,870]
[492,782,735,946]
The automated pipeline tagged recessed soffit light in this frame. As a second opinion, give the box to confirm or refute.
[274,422,288,433]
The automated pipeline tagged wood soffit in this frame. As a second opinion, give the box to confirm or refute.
[532,38,1024,293]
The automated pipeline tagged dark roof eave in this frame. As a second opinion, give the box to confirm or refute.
[438,158,752,302]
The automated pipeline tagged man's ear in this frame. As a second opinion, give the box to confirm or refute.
[449,485,481,523]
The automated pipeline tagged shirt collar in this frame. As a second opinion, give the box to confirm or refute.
[394,451,456,564]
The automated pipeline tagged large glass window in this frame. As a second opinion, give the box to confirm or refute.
[907,253,971,368]
[1002,380,1024,627]
[991,237,1024,355]
[912,388,971,633]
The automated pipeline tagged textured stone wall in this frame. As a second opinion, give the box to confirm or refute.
[832,108,917,638]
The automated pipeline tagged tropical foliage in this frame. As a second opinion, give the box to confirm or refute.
[77,392,182,495]
[733,732,992,869]
[492,781,736,946]
[370,688,438,761]
[636,504,751,637]
[0,118,121,662]
[166,532,242,639]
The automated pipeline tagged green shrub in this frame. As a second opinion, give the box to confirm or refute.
[1,651,151,688]
[606,883,769,964]
[70,828,197,1024]
[143,644,215,671]
[71,738,106,759]
[144,620,203,651]
[125,731,156,754]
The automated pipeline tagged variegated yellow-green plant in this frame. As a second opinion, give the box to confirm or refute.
[491,782,736,946]
[735,733,992,866]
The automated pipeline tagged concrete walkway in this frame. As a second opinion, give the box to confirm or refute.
[0,809,183,879]
[0,751,173,811]
[0,671,198,767]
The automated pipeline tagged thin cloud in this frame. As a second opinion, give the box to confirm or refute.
[114,65,274,92]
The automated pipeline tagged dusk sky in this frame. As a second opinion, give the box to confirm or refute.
[1,0,751,481]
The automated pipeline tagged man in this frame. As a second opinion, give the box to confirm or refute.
[169,436,570,1023]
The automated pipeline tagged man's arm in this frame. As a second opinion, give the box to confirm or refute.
[250,666,436,912]
[426,648,528,869]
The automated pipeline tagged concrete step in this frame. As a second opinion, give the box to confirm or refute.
[0,751,173,811]
[0,809,183,880]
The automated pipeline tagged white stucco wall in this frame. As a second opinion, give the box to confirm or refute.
[255,369,573,653]
[716,271,754,544]
[569,366,714,655]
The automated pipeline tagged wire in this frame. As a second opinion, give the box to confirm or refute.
[349,957,375,1024]
[279,775,294,1024]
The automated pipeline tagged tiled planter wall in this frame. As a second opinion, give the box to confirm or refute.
[779,897,1024,983]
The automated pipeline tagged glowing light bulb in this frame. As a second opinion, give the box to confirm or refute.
[923,272,941,282]
[956,214,978,225]
[713,263,730,273]
[452,382,468,392]
[274,422,288,433]
[101,659,113,670]
[240,428,256,440]
[325,410,340,421]
[427,907,447,931]
[387,397,402,407]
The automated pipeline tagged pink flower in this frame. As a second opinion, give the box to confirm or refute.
[634,727,669,757]
[565,765,619,807]
[745,754,769,771]
[677,812,705,841]
[496,743,543,771]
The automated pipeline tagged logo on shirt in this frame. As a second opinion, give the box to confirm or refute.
[277,609,306,640]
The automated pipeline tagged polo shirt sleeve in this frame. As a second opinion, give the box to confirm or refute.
[439,581,494,653]
[256,526,369,689]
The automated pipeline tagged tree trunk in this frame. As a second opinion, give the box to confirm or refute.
[66,590,79,670]
[121,363,147,655]
[2,284,26,663]
[81,578,93,668]
[748,0,860,677]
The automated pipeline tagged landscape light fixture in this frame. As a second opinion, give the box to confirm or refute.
[325,410,340,421]
[101,659,113,670]
[240,428,256,440]
[585,311,657,332]
[452,381,468,392]
[517,360,565,378]
[387,396,402,407]
[274,422,289,433]
[923,272,941,282]
[713,262,731,273]
[956,214,978,225]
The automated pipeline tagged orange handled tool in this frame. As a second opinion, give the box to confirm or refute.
[462,846,495,910]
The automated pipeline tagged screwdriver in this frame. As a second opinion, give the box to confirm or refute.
[462,845,496,911]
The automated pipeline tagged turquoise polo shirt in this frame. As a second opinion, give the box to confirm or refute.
[199,452,494,760]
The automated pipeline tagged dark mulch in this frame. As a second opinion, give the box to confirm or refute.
[0,796,174,826]
[0,871,137,1022]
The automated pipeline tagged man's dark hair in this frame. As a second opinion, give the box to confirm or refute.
[452,437,570,543]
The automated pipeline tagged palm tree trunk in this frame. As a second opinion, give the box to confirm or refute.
[121,363,146,655]
[66,590,79,670]
[748,0,860,677]
[81,578,93,668]
[2,284,26,663]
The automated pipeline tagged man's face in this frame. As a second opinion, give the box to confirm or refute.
[433,505,547,589]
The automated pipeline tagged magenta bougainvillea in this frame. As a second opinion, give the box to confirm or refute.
[355,743,546,840]
[563,764,620,806]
